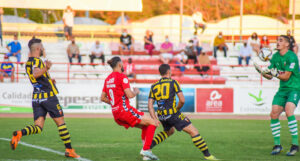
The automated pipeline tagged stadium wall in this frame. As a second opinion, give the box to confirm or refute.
[1,83,300,114]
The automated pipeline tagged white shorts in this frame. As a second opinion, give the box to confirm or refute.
[161,53,173,59]
[175,52,188,60]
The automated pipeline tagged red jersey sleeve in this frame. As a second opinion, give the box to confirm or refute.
[121,74,130,90]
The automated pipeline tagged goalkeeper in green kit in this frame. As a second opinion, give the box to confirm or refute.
[254,35,300,156]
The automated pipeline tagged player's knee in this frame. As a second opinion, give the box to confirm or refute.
[166,128,175,136]
[270,111,280,119]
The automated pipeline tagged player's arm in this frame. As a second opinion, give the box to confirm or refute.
[124,88,139,98]
[100,92,110,104]
[174,80,185,111]
[176,92,185,111]
[32,60,52,79]
[148,88,160,126]
[277,71,292,81]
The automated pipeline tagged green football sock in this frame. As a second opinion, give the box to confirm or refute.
[271,119,281,145]
[287,115,299,145]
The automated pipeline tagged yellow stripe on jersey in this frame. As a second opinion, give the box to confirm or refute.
[38,93,42,99]
[33,94,38,99]
[34,59,40,68]
[50,91,54,97]
[48,79,58,95]
[44,93,48,98]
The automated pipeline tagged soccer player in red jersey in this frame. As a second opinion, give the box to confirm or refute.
[101,56,159,160]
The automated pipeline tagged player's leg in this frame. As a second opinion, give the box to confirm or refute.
[136,114,159,160]
[151,127,175,149]
[10,101,46,150]
[182,124,216,160]
[270,104,284,155]
[285,91,300,156]
[45,96,80,158]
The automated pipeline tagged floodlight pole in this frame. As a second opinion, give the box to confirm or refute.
[292,0,295,36]
[240,0,243,41]
[179,0,183,43]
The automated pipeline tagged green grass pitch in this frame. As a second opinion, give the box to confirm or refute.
[0,118,299,161]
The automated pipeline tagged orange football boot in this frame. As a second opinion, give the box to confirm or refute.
[10,131,22,150]
[65,148,80,158]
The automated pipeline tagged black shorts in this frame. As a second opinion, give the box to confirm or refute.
[159,112,191,131]
[32,96,64,121]
[64,26,73,36]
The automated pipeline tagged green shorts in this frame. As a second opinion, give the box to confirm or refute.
[272,90,300,107]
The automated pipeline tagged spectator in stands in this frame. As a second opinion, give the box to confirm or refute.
[175,52,188,74]
[144,30,155,56]
[124,57,136,79]
[197,52,211,73]
[287,29,298,54]
[0,8,3,46]
[191,32,203,55]
[238,40,252,66]
[192,8,206,34]
[213,32,227,58]
[90,40,105,64]
[67,37,81,64]
[6,34,22,63]
[260,35,270,49]
[160,35,173,64]
[0,55,14,82]
[247,32,260,53]
[183,40,198,64]
[63,5,75,40]
[119,29,134,55]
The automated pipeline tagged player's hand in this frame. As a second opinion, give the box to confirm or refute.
[154,119,160,127]
[51,79,56,84]
[133,88,140,95]
[45,60,52,70]
[262,68,271,75]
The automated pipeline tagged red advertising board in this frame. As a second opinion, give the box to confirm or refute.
[196,88,233,113]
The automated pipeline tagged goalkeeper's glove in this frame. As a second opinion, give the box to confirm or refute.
[270,68,279,77]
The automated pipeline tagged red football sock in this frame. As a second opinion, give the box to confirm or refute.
[141,126,147,145]
[143,125,156,150]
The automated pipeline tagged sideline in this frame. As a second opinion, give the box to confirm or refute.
[0,138,91,161]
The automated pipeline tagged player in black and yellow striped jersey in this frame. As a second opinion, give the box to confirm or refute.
[148,64,217,160]
[10,38,80,158]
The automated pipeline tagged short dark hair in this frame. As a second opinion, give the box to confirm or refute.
[159,64,170,76]
[28,38,42,50]
[107,56,122,69]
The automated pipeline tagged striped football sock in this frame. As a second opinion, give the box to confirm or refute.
[192,134,210,157]
[288,115,299,145]
[58,123,72,149]
[151,131,168,149]
[271,119,281,145]
[21,125,42,136]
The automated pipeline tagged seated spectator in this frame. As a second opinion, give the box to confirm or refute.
[213,32,228,58]
[197,52,210,73]
[239,40,252,66]
[160,36,173,64]
[144,30,155,56]
[6,34,22,63]
[287,29,298,54]
[191,32,203,55]
[175,52,188,74]
[0,55,14,82]
[124,57,136,79]
[260,35,270,49]
[119,29,134,55]
[183,40,198,64]
[90,40,105,64]
[247,32,260,53]
[67,37,81,64]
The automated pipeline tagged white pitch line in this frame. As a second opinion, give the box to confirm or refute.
[0,138,91,161]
